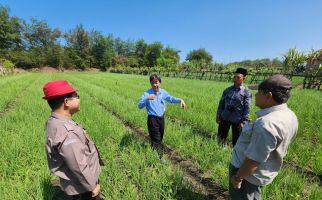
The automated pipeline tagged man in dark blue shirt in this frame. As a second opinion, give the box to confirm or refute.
[216,68,252,146]
[138,74,186,154]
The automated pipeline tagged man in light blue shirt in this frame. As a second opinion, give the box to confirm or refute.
[138,74,186,154]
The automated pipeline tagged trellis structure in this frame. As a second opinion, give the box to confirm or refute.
[112,67,320,90]
[154,70,283,84]
[303,50,322,90]
[303,65,322,90]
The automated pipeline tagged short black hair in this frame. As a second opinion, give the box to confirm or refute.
[235,68,247,76]
[149,74,161,83]
[47,92,77,110]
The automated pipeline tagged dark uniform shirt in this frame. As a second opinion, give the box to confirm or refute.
[217,85,252,124]
[45,112,103,195]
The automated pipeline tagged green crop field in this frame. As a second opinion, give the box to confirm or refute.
[0,72,321,200]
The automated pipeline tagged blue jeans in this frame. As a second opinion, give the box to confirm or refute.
[229,164,262,200]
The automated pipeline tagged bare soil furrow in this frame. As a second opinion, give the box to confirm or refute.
[92,96,229,200]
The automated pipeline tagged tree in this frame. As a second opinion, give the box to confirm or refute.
[89,31,115,70]
[0,6,23,51]
[64,24,91,69]
[22,18,61,49]
[186,48,213,64]
[21,18,61,67]
[146,42,163,67]
[45,44,63,68]
[113,37,135,56]
[283,48,306,74]
[162,47,180,64]
[135,39,147,67]
[306,49,322,75]
[157,47,180,69]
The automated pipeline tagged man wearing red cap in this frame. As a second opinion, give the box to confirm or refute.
[43,80,104,200]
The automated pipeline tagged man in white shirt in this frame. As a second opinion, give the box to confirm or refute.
[229,75,298,200]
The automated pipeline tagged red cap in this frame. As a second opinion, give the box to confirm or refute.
[42,80,77,100]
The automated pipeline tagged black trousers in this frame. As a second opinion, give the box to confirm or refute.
[72,192,102,200]
[147,115,165,153]
[217,120,241,146]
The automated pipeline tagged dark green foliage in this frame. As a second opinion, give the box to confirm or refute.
[1,4,320,80]
[45,45,63,68]
[0,6,22,51]
[0,5,194,70]
[228,58,283,70]
[157,47,180,68]
[64,24,91,69]
[22,18,61,49]
[146,42,163,67]
[0,58,14,69]
[186,48,213,64]
[90,31,115,70]
[135,39,148,67]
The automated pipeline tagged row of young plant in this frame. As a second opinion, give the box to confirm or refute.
[0,73,206,199]
[60,84,196,200]
[62,72,321,199]
[0,73,35,111]
[68,83,212,200]
[0,74,48,199]
[0,73,320,198]
[72,72,321,175]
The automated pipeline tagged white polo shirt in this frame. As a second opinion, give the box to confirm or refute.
[231,103,298,186]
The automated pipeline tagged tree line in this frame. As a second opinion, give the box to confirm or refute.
[1,5,321,76]
[1,6,215,70]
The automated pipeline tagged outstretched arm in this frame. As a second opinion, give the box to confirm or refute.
[138,93,149,109]
[164,91,186,109]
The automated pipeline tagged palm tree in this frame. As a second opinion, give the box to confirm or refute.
[282,48,306,75]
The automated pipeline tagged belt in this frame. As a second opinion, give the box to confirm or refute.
[148,115,164,119]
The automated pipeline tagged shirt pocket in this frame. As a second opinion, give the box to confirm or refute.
[241,122,253,138]
[161,99,166,110]
[71,128,87,144]
[232,94,244,111]
[239,94,246,106]
[83,130,95,153]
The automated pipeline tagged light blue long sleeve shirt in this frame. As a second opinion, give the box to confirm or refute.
[138,88,181,117]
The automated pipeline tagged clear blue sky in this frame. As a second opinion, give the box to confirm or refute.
[1,0,322,63]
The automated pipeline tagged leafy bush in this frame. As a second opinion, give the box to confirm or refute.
[0,59,15,69]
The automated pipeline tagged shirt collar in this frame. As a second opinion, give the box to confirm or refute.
[256,103,288,118]
[149,88,162,94]
[51,112,74,123]
[233,84,245,90]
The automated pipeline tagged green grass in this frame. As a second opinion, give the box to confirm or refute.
[69,72,321,174]
[0,72,321,199]
[0,73,206,199]
[63,72,321,198]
